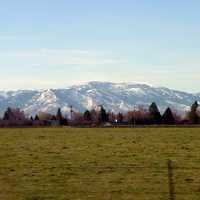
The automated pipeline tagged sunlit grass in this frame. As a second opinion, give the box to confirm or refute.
[0,128,200,200]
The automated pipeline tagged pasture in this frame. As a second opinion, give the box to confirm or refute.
[0,128,200,200]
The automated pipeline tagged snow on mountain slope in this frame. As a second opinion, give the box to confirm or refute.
[0,81,199,116]
[23,89,59,115]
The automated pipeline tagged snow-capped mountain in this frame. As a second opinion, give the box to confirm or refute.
[0,81,199,116]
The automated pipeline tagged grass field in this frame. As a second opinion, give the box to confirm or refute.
[0,128,200,200]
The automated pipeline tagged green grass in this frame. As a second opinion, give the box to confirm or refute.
[0,128,200,200]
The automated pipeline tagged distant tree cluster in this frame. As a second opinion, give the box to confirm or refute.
[0,101,199,127]
[0,107,68,127]
[187,101,199,124]
[67,101,200,126]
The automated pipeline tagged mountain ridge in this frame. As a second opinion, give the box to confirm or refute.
[0,81,199,116]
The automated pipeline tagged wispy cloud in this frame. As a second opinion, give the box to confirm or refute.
[0,48,128,66]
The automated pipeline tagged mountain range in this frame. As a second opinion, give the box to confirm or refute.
[0,81,199,116]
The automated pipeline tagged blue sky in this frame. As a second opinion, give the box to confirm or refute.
[0,0,200,92]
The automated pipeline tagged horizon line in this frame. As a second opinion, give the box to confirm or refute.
[0,81,197,94]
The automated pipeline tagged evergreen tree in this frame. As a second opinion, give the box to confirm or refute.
[3,109,10,120]
[56,108,64,125]
[34,115,40,121]
[99,106,108,123]
[56,108,63,121]
[149,102,162,124]
[188,101,199,124]
[55,108,68,125]
[83,110,91,121]
[162,107,175,125]
[117,112,123,123]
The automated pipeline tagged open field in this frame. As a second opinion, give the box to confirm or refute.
[0,128,200,200]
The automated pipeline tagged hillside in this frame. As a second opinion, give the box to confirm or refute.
[0,82,199,116]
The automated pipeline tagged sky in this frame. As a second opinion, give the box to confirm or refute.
[0,0,200,92]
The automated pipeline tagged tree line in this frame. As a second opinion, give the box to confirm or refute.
[72,102,200,126]
[0,101,199,127]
